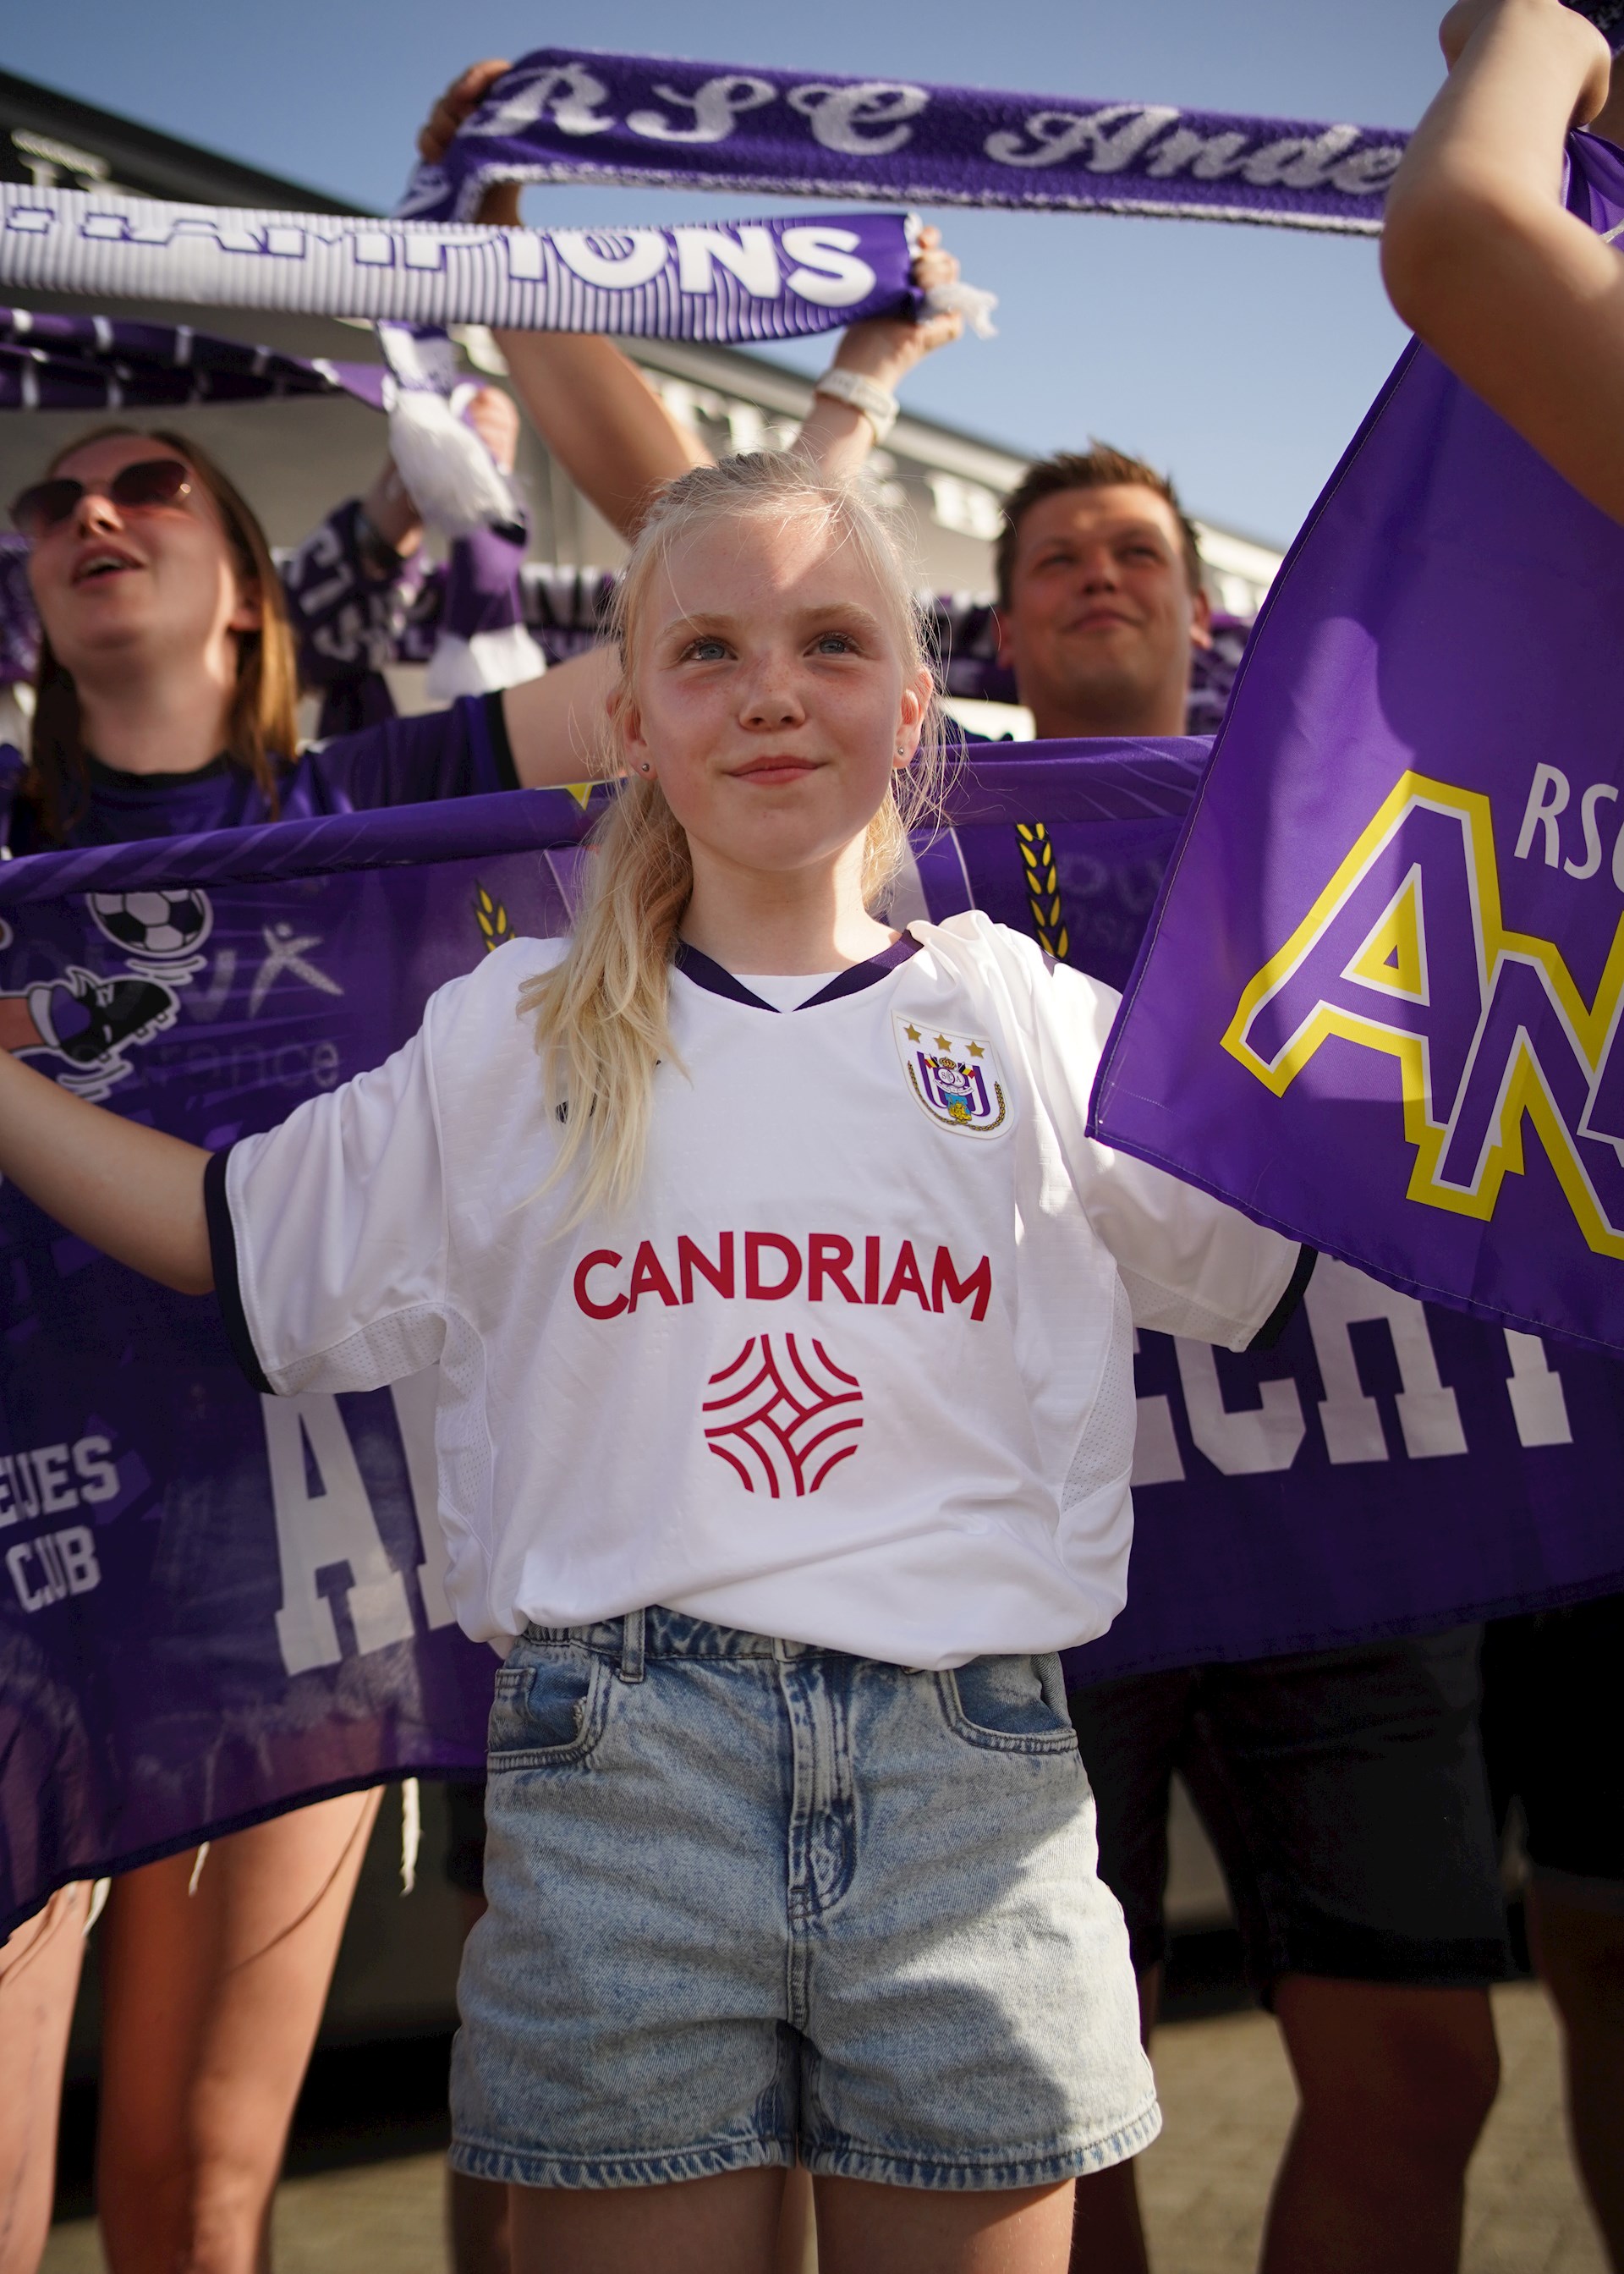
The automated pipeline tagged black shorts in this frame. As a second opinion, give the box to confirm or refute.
[442,1776,489,1898]
[1068,1629,1512,1996]
[1481,1590,1624,1914]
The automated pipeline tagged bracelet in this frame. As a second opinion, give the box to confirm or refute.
[812,367,900,445]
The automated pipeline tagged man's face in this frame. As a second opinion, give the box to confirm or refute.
[996,484,1212,738]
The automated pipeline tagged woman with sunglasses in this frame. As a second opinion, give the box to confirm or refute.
[0,382,706,2274]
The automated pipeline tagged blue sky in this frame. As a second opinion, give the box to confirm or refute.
[6,1,1451,544]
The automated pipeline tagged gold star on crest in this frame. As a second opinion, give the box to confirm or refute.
[904,1023,921,1041]
[967,1041,984,1058]
[934,1033,953,1052]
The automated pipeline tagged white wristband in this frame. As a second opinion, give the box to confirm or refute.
[812,367,900,445]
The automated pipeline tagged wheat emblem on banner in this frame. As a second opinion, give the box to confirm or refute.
[474,885,513,953]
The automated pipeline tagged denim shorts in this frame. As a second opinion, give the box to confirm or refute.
[449,1607,1159,2192]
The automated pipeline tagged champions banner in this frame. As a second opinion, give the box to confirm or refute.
[0,189,919,341]
[1090,131,1624,1364]
[4,750,1624,1934]
[401,49,1407,236]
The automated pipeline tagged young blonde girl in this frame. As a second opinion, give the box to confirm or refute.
[0,454,1303,2274]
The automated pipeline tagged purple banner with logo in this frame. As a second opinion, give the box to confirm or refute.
[5,750,1623,1933]
[400,48,1407,237]
[1090,130,1624,1365]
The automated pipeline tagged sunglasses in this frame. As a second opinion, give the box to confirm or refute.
[8,458,194,542]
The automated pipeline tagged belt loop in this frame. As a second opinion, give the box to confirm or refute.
[619,1607,646,1684]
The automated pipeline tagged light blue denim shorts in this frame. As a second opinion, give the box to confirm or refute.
[448,1607,1160,2192]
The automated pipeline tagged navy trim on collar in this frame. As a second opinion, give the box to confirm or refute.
[673,932,920,1012]
[802,933,920,1006]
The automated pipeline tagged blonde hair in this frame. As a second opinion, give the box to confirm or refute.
[25,426,298,842]
[521,453,948,1221]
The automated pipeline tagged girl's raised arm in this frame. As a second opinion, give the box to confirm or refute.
[0,1049,211,1293]
[1381,0,1623,517]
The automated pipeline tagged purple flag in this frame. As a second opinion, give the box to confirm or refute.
[5,751,1623,1935]
[400,49,1406,237]
[1090,131,1624,1364]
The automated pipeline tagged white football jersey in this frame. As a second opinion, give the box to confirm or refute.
[208,915,1303,1668]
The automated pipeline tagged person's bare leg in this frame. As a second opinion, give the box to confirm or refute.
[816,2175,1074,2274]
[0,1881,90,2274]
[776,2162,817,2274]
[96,1787,382,2274]
[1261,1978,1498,2274]
[509,2165,786,2274]
[1067,1962,1160,2274]
[447,1892,510,2274]
[1528,1884,1624,2263]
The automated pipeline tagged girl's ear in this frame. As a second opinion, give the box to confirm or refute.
[612,687,650,777]
[228,577,264,635]
[893,668,933,768]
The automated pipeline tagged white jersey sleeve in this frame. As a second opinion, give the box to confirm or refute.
[205,1013,451,1398]
[1024,942,1308,1350]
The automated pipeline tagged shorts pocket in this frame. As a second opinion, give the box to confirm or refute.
[938,1654,1079,1755]
[487,1644,609,1771]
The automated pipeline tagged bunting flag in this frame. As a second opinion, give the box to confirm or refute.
[398,48,1407,236]
[0,305,387,413]
[0,185,921,340]
[1089,130,1624,1363]
[4,748,1623,1936]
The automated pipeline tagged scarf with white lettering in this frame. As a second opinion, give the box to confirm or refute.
[398,49,1409,237]
[0,187,924,340]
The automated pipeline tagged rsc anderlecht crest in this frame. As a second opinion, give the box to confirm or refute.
[894,1013,1011,1136]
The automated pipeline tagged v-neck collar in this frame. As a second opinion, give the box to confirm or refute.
[673,931,920,1013]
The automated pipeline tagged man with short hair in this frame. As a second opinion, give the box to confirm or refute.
[989,448,1509,2274]
[992,447,1211,742]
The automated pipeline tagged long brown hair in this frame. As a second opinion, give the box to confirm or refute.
[23,426,299,840]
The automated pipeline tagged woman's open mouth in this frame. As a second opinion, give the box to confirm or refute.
[71,549,143,586]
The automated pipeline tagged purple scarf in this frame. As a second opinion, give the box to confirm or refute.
[400,48,1407,237]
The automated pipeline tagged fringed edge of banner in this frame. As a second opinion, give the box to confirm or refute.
[444,157,1387,238]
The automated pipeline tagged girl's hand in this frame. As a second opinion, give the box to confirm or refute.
[418,58,508,167]
[419,60,524,227]
[826,228,967,393]
[464,383,520,476]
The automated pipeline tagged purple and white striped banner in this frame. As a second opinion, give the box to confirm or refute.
[0,185,920,340]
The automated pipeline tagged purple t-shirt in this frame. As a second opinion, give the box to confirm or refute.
[0,691,518,855]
